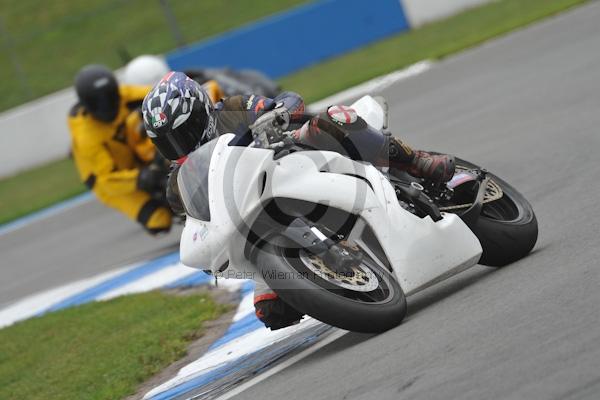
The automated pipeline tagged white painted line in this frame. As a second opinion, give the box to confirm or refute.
[97,263,197,301]
[213,329,348,400]
[178,322,296,377]
[232,291,255,322]
[308,60,433,112]
[143,317,330,399]
[0,265,132,328]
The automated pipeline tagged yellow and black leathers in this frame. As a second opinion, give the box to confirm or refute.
[203,79,225,105]
[68,84,172,234]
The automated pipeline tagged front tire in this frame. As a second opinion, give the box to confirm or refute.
[254,238,407,333]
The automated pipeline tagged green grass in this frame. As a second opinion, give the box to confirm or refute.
[0,0,590,227]
[0,290,229,400]
[0,158,86,225]
[0,0,310,111]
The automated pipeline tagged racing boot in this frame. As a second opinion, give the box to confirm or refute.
[407,151,455,184]
[387,137,455,184]
[253,282,303,330]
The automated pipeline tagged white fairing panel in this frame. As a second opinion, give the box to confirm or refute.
[270,151,482,295]
[350,95,385,130]
[179,134,273,272]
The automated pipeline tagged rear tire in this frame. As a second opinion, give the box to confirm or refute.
[455,158,538,267]
[254,238,407,333]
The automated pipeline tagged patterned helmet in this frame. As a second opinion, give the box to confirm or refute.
[142,71,216,160]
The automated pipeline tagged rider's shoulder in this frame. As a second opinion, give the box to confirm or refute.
[119,84,152,104]
[218,95,245,112]
[68,102,87,118]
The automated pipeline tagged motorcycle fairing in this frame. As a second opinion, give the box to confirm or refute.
[268,150,482,295]
[180,94,482,296]
[181,133,482,296]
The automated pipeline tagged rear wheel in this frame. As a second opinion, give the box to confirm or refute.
[451,158,538,267]
[254,237,407,333]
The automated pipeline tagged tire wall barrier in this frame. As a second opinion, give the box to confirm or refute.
[0,0,491,178]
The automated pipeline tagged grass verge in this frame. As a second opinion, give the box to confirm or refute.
[0,0,589,226]
[0,158,86,225]
[0,290,229,400]
[0,0,309,111]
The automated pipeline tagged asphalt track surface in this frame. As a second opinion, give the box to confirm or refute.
[1,2,599,399]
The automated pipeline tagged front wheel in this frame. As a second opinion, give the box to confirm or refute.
[254,238,407,333]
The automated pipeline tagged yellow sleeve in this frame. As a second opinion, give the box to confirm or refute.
[124,110,156,163]
[203,80,225,104]
[120,84,153,103]
[93,159,139,197]
[69,117,139,196]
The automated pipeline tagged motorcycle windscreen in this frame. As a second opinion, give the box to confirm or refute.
[177,139,219,222]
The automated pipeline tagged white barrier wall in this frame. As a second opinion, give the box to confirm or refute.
[0,89,76,177]
[401,0,492,27]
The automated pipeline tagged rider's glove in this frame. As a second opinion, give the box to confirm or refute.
[249,106,291,148]
[137,164,167,194]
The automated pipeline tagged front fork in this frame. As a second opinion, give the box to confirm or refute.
[280,218,362,272]
[459,169,490,229]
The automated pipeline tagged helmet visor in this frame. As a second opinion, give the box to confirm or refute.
[152,130,190,160]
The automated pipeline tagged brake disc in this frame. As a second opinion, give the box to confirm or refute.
[299,251,379,292]
[439,167,504,211]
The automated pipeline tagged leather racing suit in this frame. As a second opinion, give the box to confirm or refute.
[68,85,172,233]
[69,83,225,234]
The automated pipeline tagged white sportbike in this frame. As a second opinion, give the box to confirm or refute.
[177,96,538,333]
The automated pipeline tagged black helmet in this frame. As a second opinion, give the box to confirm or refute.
[142,71,216,161]
[74,65,120,122]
